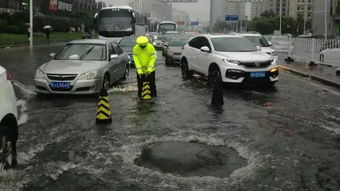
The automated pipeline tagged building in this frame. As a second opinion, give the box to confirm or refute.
[129,0,172,22]
[0,0,102,15]
[312,0,339,38]
[263,0,289,16]
[173,8,190,28]
[289,0,314,20]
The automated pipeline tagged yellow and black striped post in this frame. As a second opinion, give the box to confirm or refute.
[142,81,152,100]
[96,88,112,124]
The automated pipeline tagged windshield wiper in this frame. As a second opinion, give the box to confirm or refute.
[80,46,95,60]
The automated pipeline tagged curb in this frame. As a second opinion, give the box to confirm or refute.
[278,65,340,89]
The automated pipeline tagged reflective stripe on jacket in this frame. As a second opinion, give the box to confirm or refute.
[132,43,156,75]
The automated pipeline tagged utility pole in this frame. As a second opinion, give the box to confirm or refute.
[210,0,214,33]
[279,0,282,35]
[29,0,33,48]
[303,0,308,34]
[325,0,328,39]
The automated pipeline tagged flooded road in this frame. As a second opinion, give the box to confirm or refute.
[1,44,340,190]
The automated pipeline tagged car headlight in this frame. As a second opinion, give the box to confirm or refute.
[153,42,157,46]
[222,59,240,65]
[78,70,98,80]
[35,69,45,79]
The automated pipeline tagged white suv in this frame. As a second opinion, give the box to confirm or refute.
[237,33,278,59]
[181,34,279,86]
[0,66,18,168]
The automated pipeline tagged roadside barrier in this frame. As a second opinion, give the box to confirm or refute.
[142,82,152,100]
[96,88,112,124]
[282,37,340,68]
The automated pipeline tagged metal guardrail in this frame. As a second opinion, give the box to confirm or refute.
[271,36,340,68]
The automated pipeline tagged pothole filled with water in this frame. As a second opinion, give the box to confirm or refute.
[134,141,247,178]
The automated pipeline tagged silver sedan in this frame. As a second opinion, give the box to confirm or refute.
[34,39,129,94]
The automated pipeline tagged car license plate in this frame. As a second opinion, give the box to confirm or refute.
[250,72,266,78]
[50,82,70,89]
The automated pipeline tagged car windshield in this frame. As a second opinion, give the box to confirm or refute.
[243,36,270,47]
[170,39,188,46]
[211,37,257,52]
[55,44,106,61]
[99,9,133,32]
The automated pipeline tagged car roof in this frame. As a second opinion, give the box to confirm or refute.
[199,34,244,38]
[0,65,5,75]
[238,33,262,37]
[68,39,116,45]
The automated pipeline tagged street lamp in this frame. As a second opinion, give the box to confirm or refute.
[29,0,33,48]
[325,0,328,39]
[279,0,282,35]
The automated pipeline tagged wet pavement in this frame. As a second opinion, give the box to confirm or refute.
[0,44,340,191]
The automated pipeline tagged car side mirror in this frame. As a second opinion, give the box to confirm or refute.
[110,54,118,60]
[256,46,261,51]
[268,41,272,46]
[200,46,210,53]
[49,53,55,58]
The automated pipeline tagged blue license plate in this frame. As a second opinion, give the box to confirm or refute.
[50,82,70,89]
[250,72,266,78]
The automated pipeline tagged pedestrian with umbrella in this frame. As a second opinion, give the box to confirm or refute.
[43,25,52,42]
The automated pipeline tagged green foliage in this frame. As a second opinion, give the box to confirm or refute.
[247,14,304,36]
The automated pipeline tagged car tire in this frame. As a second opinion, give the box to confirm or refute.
[122,66,129,80]
[208,65,222,87]
[181,59,192,80]
[165,56,170,65]
[102,74,110,90]
[0,120,18,169]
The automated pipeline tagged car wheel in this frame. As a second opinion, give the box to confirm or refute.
[208,66,222,87]
[0,124,18,170]
[102,74,110,89]
[122,66,129,80]
[181,59,192,80]
[165,56,170,65]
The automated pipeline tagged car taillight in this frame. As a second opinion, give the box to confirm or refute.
[6,70,12,80]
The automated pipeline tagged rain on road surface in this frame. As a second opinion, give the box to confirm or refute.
[0,44,340,191]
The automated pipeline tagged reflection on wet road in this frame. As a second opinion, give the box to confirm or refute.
[0,44,340,190]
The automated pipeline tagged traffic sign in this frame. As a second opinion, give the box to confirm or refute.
[191,21,199,26]
[225,15,238,21]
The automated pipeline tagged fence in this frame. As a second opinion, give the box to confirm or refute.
[271,36,340,68]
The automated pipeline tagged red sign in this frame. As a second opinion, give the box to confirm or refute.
[49,0,58,11]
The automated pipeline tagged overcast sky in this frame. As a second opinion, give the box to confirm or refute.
[102,0,210,21]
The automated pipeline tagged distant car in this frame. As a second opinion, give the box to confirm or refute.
[0,66,18,169]
[164,37,190,65]
[320,48,340,64]
[34,39,129,94]
[238,33,278,59]
[181,34,279,87]
[153,39,164,50]
[119,36,136,65]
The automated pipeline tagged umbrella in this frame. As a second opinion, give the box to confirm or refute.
[43,25,52,30]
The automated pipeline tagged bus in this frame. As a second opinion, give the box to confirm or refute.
[96,6,147,40]
[156,21,177,34]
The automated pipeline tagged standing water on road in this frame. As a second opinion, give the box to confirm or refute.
[0,45,340,190]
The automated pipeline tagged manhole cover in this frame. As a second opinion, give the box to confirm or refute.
[135,141,247,177]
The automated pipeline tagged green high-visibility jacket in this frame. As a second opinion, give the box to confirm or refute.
[132,43,156,75]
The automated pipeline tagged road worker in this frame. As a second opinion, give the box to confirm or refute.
[133,36,157,97]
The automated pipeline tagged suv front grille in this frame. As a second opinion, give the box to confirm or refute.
[47,74,77,81]
[239,60,272,68]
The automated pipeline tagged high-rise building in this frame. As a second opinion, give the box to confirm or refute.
[263,0,289,16]
[312,0,338,38]
[129,0,172,21]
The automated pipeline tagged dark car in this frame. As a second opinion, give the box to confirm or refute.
[119,37,136,65]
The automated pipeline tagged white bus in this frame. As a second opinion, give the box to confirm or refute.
[156,21,177,34]
[96,6,147,40]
